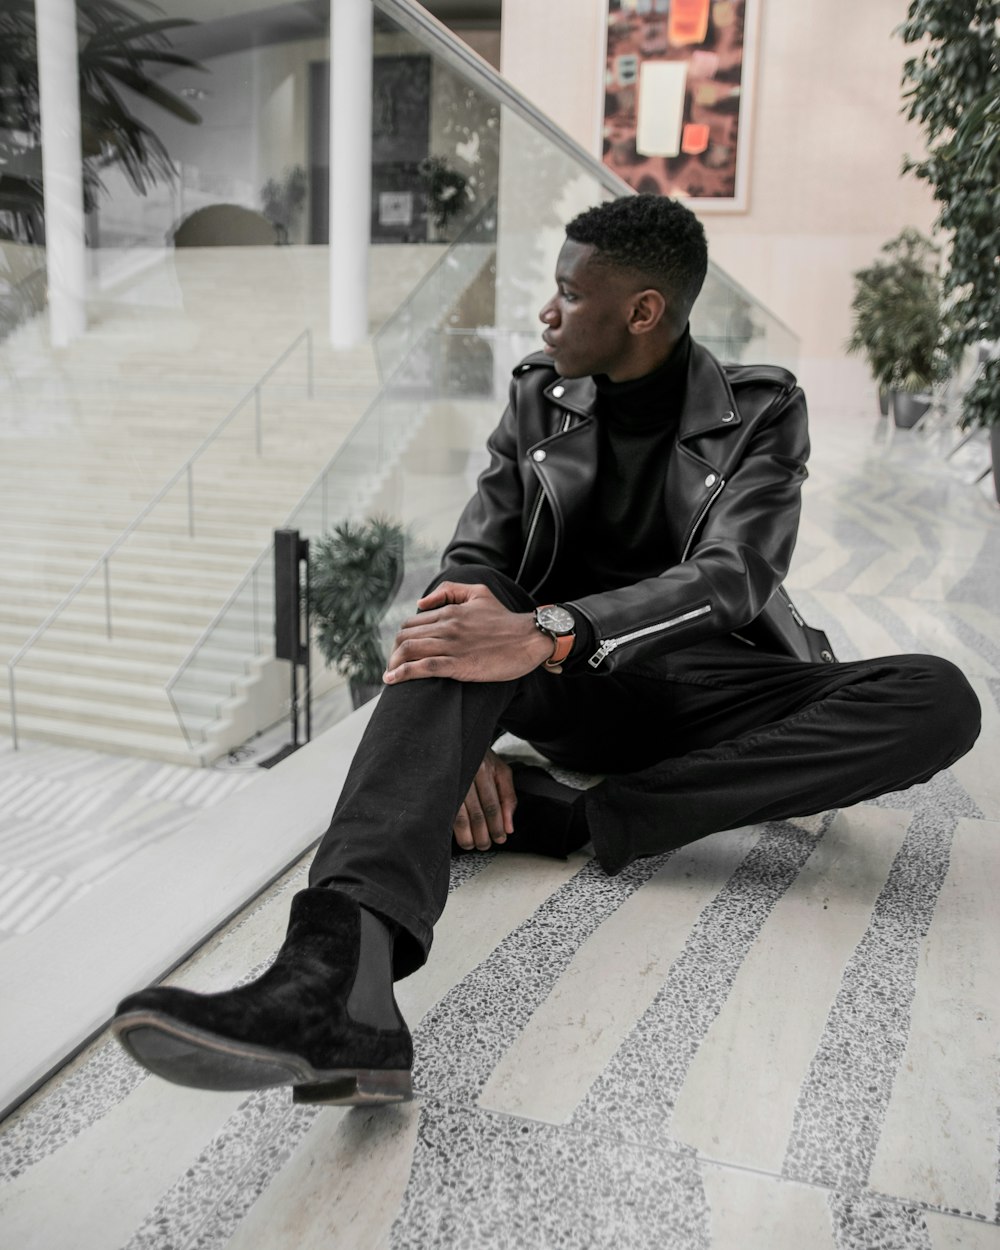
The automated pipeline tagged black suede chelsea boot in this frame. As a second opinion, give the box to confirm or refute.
[112,889,412,1106]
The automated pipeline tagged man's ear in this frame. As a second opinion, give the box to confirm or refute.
[627,288,668,336]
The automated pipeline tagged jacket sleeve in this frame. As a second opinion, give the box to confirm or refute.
[568,382,809,672]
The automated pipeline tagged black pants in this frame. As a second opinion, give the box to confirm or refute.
[309,566,982,978]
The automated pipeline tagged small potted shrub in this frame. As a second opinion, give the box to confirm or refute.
[260,165,308,245]
[417,155,467,240]
[846,229,959,428]
[960,352,1000,505]
[308,517,406,709]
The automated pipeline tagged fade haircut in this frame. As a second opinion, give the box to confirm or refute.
[565,194,708,326]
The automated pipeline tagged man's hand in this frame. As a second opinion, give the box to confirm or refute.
[454,748,516,850]
[383,582,552,685]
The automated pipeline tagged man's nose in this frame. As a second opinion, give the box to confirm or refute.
[539,299,558,325]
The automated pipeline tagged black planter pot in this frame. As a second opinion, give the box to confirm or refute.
[891,391,931,429]
[991,423,1000,507]
[349,678,383,709]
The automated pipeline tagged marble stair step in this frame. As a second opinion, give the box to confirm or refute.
[0,665,228,707]
[1,686,182,734]
[0,615,260,652]
[0,710,202,763]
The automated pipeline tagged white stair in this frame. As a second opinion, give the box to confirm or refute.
[0,242,477,763]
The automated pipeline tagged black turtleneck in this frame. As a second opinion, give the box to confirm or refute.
[543,328,691,669]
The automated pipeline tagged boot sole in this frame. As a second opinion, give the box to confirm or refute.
[112,1009,413,1106]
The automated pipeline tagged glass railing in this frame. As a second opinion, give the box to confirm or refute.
[5,331,314,751]
[372,198,498,386]
[165,0,798,758]
[693,262,799,371]
[4,0,797,760]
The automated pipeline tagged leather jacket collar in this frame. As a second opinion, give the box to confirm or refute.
[538,340,743,444]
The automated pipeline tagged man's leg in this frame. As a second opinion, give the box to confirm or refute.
[562,642,982,875]
[112,566,552,1101]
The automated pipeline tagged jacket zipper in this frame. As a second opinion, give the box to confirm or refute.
[516,413,573,584]
[680,476,726,561]
[588,603,712,668]
[515,492,546,584]
[784,593,805,627]
[588,472,724,667]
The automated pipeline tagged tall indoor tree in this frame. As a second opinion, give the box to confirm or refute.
[0,0,203,241]
[898,0,1000,431]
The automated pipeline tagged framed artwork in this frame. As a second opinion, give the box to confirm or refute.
[602,0,760,211]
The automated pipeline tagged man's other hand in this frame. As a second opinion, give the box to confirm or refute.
[453,748,516,850]
[383,582,552,685]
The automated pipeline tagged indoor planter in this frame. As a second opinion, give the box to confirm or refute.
[417,155,468,241]
[260,165,307,245]
[846,228,958,428]
[898,1,999,486]
[308,517,406,709]
[960,352,1000,505]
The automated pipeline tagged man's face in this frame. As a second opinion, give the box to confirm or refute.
[539,239,641,380]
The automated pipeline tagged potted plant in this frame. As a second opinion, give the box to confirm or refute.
[960,351,1000,505]
[846,229,959,428]
[260,165,308,245]
[307,517,407,709]
[417,156,468,240]
[898,0,999,495]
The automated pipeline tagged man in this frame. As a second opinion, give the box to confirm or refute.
[113,195,980,1107]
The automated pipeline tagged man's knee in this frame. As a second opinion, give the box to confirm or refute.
[899,653,981,758]
[424,563,534,613]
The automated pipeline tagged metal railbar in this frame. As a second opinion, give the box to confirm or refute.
[6,329,313,750]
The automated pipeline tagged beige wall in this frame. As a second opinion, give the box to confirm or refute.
[501,0,608,154]
[500,0,937,365]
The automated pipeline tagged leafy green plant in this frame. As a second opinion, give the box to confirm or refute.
[898,0,999,427]
[846,228,958,394]
[0,0,203,241]
[417,155,468,231]
[308,518,407,698]
[260,165,307,245]
[961,355,1000,432]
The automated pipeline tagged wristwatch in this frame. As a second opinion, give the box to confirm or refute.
[534,604,576,673]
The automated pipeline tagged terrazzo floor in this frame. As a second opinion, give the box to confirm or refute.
[1,368,999,1248]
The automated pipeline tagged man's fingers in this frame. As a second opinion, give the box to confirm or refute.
[456,792,494,851]
[383,657,449,685]
[494,758,517,835]
[416,581,483,611]
[453,803,475,850]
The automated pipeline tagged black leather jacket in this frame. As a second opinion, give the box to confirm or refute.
[443,338,834,673]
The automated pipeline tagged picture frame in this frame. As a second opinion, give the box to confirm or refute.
[602,0,761,212]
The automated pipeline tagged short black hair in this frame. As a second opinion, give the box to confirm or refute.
[565,194,708,324]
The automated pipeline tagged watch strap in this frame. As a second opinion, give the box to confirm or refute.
[535,604,575,673]
[544,631,575,670]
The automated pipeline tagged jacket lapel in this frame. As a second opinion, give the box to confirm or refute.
[677,341,743,460]
[526,341,747,581]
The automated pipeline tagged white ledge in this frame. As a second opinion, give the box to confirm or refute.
[0,700,377,1120]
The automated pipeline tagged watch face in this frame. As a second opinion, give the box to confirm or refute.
[537,605,575,634]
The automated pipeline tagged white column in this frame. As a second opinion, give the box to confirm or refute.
[35,0,87,346]
[328,0,372,348]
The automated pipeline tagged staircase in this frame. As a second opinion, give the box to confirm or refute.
[0,245,448,762]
